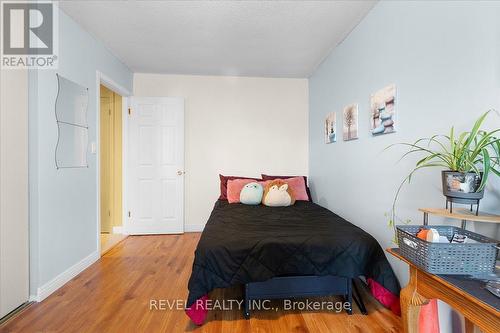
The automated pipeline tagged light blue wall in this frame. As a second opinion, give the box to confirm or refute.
[309,0,500,288]
[29,9,132,294]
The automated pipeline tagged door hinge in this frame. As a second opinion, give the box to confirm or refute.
[128,108,132,115]
[128,211,131,218]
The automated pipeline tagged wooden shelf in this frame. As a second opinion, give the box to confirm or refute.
[419,207,500,224]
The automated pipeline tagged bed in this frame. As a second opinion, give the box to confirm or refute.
[186,200,401,325]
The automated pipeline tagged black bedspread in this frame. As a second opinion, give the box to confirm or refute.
[187,200,400,306]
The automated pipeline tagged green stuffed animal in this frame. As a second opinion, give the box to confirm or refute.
[239,182,264,205]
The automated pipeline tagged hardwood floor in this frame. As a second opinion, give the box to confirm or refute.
[0,234,401,333]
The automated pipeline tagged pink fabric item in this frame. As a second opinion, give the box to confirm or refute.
[261,174,311,201]
[185,295,209,326]
[227,179,260,203]
[218,174,261,200]
[367,278,401,315]
[264,177,308,201]
[418,299,439,333]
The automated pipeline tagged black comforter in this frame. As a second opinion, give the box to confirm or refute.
[187,200,400,307]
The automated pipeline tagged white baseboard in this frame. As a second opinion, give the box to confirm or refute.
[112,226,123,234]
[35,250,99,302]
[184,224,204,232]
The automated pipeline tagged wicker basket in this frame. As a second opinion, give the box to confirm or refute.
[396,225,498,275]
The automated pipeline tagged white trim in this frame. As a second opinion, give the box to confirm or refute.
[95,71,131,257]
[126,225,183,235]
[112,226,124,234]
[35,250,99,302]
[122,96,130,235]
[184,224,204,232]
[98,72,131,97]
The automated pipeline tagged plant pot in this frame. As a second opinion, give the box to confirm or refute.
[441,171,484,204]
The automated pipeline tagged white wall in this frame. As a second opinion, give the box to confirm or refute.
[309,2,499,332]
[0,70,29,317]
[134,74,309,230]
[29,9,133,299]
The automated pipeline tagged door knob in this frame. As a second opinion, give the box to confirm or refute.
[177,170,184,176]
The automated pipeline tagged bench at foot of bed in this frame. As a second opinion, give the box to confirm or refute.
[243,275,368,319]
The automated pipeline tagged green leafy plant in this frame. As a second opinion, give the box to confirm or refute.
[387,110,500,234]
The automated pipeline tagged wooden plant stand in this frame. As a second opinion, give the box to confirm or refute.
[419,207,500,230]
[388,248,499,333]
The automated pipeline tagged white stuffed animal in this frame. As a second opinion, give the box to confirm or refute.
[262,180,295,207]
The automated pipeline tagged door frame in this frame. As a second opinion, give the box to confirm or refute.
[95,71,130,256]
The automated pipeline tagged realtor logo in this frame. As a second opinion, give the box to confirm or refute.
[1,1,58,68]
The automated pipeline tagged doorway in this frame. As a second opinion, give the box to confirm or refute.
[99,85,126,254]
[127,97,185,234]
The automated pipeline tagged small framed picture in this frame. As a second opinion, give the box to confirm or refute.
[343,104,358,141]
[370,84,396,136]
[325,112,337,144]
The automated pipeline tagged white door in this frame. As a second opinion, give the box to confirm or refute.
[0,70,29,318]
[128,97,184,234]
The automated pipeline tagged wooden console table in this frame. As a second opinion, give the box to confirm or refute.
[419,207,500,229]
[387,248,500,333]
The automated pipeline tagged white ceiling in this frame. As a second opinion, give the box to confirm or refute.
[59,1,376,78]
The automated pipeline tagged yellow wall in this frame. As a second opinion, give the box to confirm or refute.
[99,85,123,233]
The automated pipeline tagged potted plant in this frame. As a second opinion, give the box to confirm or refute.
[388,110,500,231]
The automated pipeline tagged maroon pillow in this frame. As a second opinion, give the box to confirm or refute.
[219,174,261,200]
[261,174,312,201]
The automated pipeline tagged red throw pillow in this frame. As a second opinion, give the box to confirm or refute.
[261,174,311,201]
[219,174,261,200]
